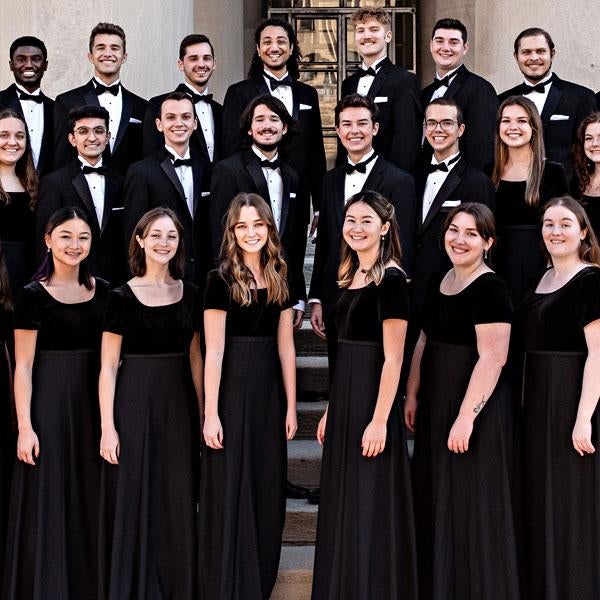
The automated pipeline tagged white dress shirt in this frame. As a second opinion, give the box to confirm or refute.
[356,57,386,97]
[15,83,44,168]
[430,65,462,101]
[184,83,215,161]
[79,156,106,226]
[422,151,461,222]
[522,71,554,116]
[264,69,293,116]
[94,77,122,152]
[166,144,194,215]
[252,145,283,231]
[344,149,377,202]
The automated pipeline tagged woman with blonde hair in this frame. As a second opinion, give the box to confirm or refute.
[198,193,297,599]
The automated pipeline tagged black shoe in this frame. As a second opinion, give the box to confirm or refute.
[306,487,320,505]
[285,480,311,499]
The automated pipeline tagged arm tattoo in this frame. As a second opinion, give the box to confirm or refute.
[473,395,487,414]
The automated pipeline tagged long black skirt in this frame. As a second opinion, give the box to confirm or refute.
[412,341,520,600]
[523,350,600,600]
[99,353,197,600]
[198,337,286,600]
[496,225,545,306]
[3,350,101,600]
[0,339,13,585]
[312,339,417,600]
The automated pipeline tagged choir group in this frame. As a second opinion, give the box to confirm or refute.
[0,6,599,600]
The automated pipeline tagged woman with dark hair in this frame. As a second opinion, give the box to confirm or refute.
[516,195,600,600]
[198,193,296,600]
[570,111,600,234]
[312,191,417,599]
[405,203,519,599]
[491,95,568,304]
[0,108,38,294]
[3,207,108,599]
[98,207,203,600]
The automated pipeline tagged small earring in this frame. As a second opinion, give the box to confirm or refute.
[381,235,385,241]
[484,249,488,260]
[46,247,51,253]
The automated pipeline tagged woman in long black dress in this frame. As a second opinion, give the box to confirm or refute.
[98,207,203,600]
[405,202,520,600]
[516,195,600,600]
[198,193,297,600]
[0,108,37,295]
[3,207,108,599]
[570,112,600,234]
[312,191,417,600]
[491,95,568,305]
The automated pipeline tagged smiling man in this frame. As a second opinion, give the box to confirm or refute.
[309,94,416,371]
[499,27,596,170]
[124,92,210,284]
[338,8,421,173]
[0,36,54,175]
[143,34,221,164]
[421,18,498,171]
[53,23,146,175]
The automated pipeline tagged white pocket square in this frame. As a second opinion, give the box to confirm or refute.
[112,206,124,211]
[290,192,297,198]
[442,200,461,207]
[201,191,210,197]
[550,114,569,121]
[129,117,142,124]
[374,96,388,103]
[299,104,312,110]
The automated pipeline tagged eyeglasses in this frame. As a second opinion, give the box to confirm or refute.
[424,119,459,131]
[73,126,108,137]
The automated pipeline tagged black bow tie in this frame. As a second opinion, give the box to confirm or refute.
[189,92,213,104]
[18,92,43,103]
[81,165,107,175]
[172,157,193,168]
[358,67,377,78]
[521,75,554,95]
[94,82,120,96]
[427,154,461,173]
[260,159,280,169]
[346,153,377,175]
[264,73,292,90]
[432,75,452,90]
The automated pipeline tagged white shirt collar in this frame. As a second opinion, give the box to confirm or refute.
[523,70,554,86]
[252,145,279,162]
[93,76,120,87]
[15,83,41,96]
[360,56,386,73]
[78,156,104,169]
[165,144,191,160]
[435,65,462,81]
[184,82,209,96]
[263,69,289,82]
[348,148,375,166]
[431,150,460,166]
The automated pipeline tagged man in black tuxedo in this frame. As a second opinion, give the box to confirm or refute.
[338,8,421,173]
[210,95,308,326]
[124,92,211,284]
[222,18,325,218]
[53,23,146,175]
[421,18,497,171]
[143,34,222,164]
[412,98,494,318]
[499,27,596,170]
[37,105,126,285]
[0,36,54,175]
[309,94,416,367]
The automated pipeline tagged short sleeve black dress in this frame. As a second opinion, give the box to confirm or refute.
[516,266,600,600]
[198,270,292,600]
[3,279,109,600]
[494,160,568,305]
[412,272,520,600]
[99,281,201,600]
[312,267,418,600]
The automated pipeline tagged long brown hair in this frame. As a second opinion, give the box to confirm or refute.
[337,190,403,288]
[572,112,600,195]
[542,195,600,265]
[219,193,289,306]
[491,96,545,206]
[0,108,38,209]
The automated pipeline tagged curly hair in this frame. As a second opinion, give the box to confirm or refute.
[572,112,600,195]
[248,19,302,80]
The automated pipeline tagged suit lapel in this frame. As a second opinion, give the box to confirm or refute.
[332,165,347,231]
[279,163,293,235]
[101,174,118,233]
[70,164,100,229]
[83,80,100,107]
[366,58,391,99]
[113,88,132,152]
[290,82,301,119]
[5,85,22,113]
[420,159,466,231]
[245,150,270,201]
[442,65,468,100]
[191,155,203,216]
[540,78,563,126]
[362,156,385,191]
[159,154,187,202]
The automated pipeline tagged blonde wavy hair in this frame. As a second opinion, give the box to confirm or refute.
[218,193,289,306]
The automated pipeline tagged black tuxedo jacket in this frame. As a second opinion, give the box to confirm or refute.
[0,84,54,176]
[37,160,126,285]
[221,75,326,211]
[53,79,147,175]
[596,91,600,110]
[308,156,416,316]
[421,65,498,171]
[412,158,495,313]
[338,58,422,173]
[499,75,597,169]
[209,149,308,302]
[142,83,222,164]
[124,148,211,284]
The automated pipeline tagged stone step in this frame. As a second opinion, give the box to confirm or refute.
[296,400,326,440]
[283,498,318,544]
[288,439,322,488]
[297,356,329,402]
[294,320,328,357]
[272,545,314,600]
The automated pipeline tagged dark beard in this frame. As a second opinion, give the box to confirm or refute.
[524,66,551,83]
[253,140,279,153]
